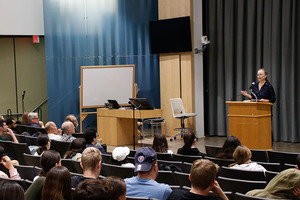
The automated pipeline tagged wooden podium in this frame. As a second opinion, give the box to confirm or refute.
[97,108,163,146]
[226,101,273,150]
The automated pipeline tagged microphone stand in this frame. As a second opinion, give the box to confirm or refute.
[129,101,136,150]
[22,91,26,113]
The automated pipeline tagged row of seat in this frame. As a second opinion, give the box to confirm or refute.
[205,144,299,166]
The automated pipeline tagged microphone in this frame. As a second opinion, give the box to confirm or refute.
[249,82,258,102]
[22,91,26,100]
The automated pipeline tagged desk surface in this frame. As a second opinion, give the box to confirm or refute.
[97,108,163,119]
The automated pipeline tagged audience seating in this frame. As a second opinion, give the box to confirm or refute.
[173,171,191,188]
[50,140,70,157]
[127,156,135,164]
[0,163,9,175]
[129,149,136,157]
[11,142,31,165]
[221,166,266,181]
[173,154,202,163]
[61,159,83,174]
[205,145,222,157]
[205,156,234,167]
[156,152,173,161]
[33,166,42,177]
[283,163,296,170]
[209,191,233,200]
[157,160,182,172]
[156,170,177,185]
[268,150,299,167]
[181,162,192,173]
[0,177,32,191]
[15,134,27,143]
[0,140,16,159]
[265,171,279,183]
[101,163,136,179]
[15,125,27,134]
[25,135,37,146]
[14,165,36,181]
[23,153,41,167]
[256,161,281,172]
[250,149,268,162]
[101,153,113,164]
[72,133,84,138]
[218,176,267,194]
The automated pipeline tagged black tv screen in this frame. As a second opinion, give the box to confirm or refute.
[149,16,192,54]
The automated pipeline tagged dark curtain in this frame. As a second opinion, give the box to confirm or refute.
[203,0,300,142]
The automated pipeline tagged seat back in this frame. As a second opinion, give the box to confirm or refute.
[0,140,15,159]
[0,177,31,191]
[101,153,113,164]
[14,165,36,181]
[25,135,38,146]
[15,134,27,143]
[126,197,150,200]
[156,170,177,185]
[173,154,202,163]
[234,192,290,200]
[50,140,70,157]
[265,171,279,183]
[15,125,27,134]
[173,171,191,188]
[170,98,185,116]
[205,145,222,157]
[283,163,296,170]
[157,160,182,172]
[23,153,41,167]
[268,150,299,166]
[218,176,266,194]
[61,159,82,174]
[256,161,281,172]
[221,166,266,181]
[250,149,268,162]
[11,142,31,165]
[182,162,192,173]
[156,152,173,161]
[205,156,234,167]
[101,163,136,179]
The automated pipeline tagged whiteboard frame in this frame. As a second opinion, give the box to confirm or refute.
[80,65,136,109]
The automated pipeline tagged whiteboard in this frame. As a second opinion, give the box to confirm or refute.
[81,65,135,108]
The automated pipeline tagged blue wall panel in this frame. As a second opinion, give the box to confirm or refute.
[44,0,159,130]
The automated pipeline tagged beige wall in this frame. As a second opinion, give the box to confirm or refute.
[158,0,195,136]
[0,36,48,123]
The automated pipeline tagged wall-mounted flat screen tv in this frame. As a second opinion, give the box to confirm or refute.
[149,16,192,54]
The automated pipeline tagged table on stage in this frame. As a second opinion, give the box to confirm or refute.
[97,108,163,146]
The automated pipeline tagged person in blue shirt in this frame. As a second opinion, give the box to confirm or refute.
[125,147,172,200]
[83,128,106,154]
[241,68,276,103]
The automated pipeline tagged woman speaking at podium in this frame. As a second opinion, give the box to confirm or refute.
[241,68,276,103]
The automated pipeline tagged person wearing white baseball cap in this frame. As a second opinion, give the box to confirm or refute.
[125,147,172,200]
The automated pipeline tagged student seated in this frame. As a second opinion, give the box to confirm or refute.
[229,145,266,172]
[0,146,20,179]
[168,159,228,200]
[64,138,86,161]
[152,134,173,154]
[216,136,241,159]
[177,131,205,156]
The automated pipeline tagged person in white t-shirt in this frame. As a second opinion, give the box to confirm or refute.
[229,145,266,173]
[45,121,62,141]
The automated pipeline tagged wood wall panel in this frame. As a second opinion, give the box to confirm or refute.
[158,0,196,137]
[160,55,181,136]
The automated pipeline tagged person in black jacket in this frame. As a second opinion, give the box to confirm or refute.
[177,131,205,156]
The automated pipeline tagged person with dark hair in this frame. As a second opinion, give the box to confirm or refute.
[241,68,276,103]
[125,147,172,200]
[71,147,102,188]
[42,166,72,200]
[35,134,51,156]
[0,146,21,179]
[0,180,25,200]
[5,118,17,134]
[25,150,61,200]
[216,136,241,159]
[152,134,173,154]
[229,145,266,172]
[75,177,126,200]
[177,131,205,156]
[0,119,18,143]
[64,138,86,161]
[83,128,106,154]
[168,159,228,200]
[296,154,300,170]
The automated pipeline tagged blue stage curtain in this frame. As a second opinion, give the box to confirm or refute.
[43,0,159,130]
